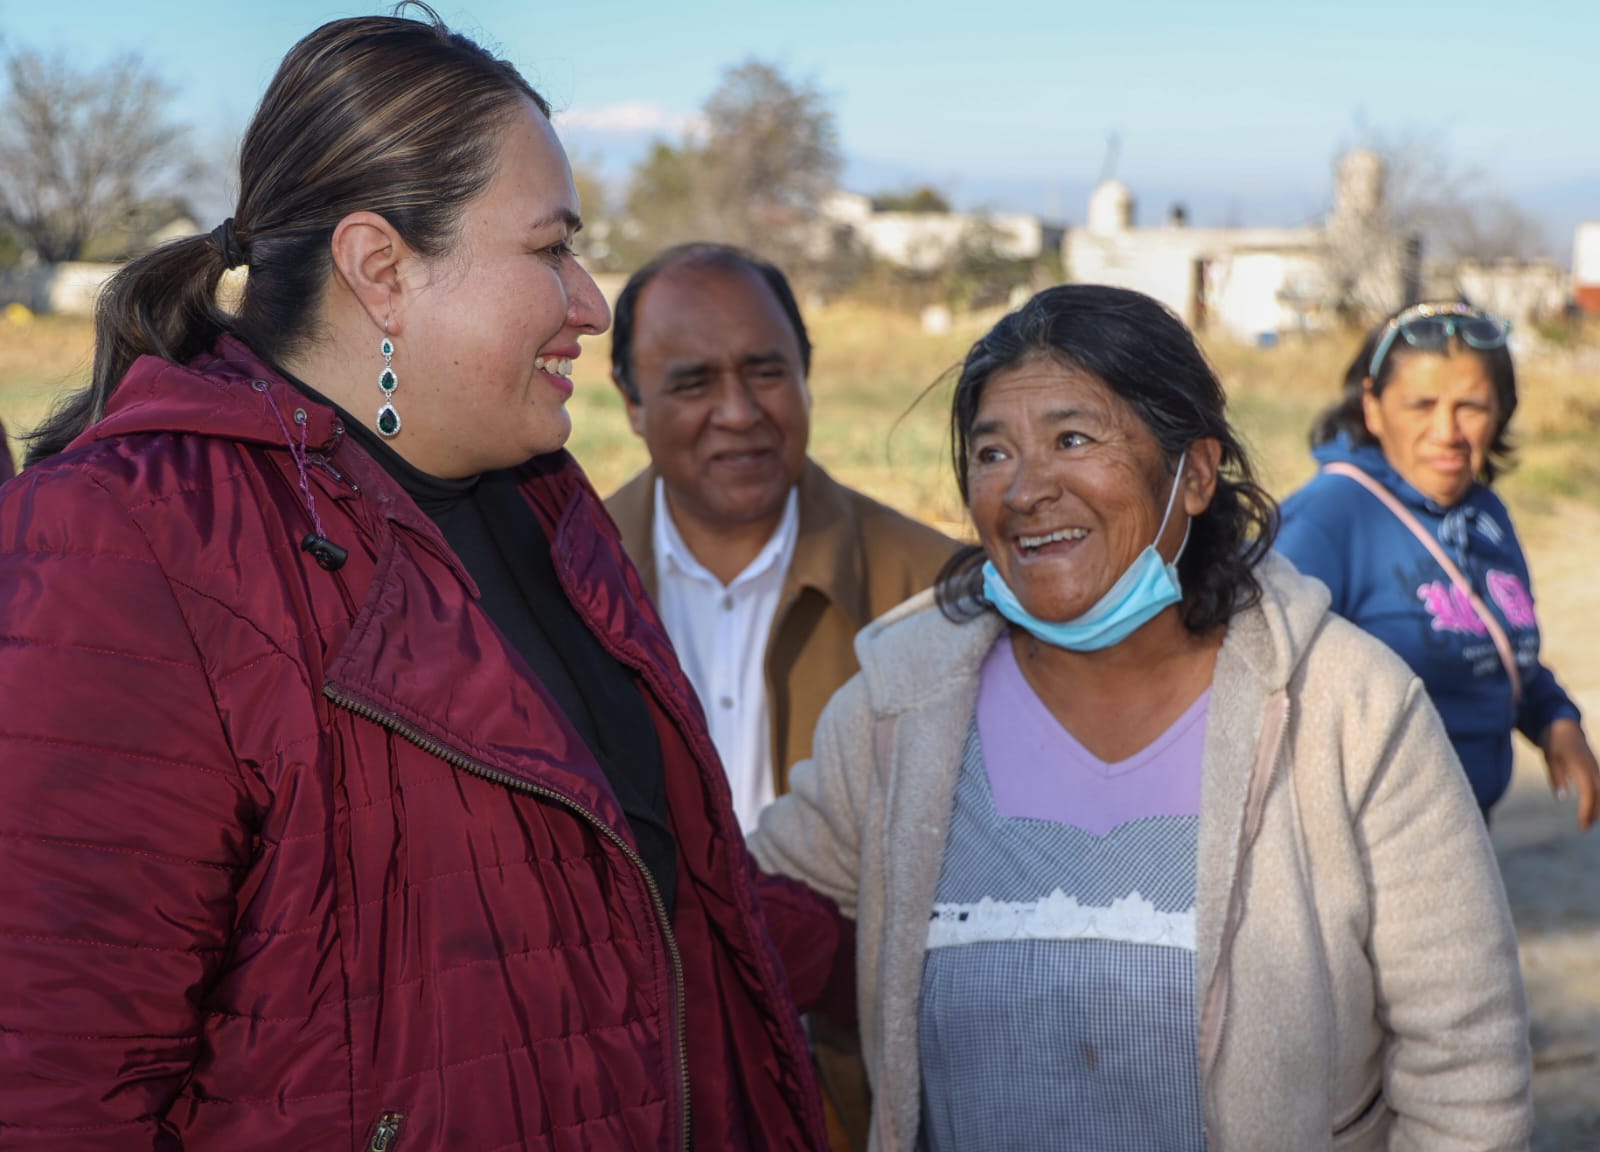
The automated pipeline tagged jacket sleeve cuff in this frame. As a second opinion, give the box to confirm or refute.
[754,869,854,1017]
[1516,667,1581,744]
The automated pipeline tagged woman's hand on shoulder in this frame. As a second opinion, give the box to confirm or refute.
[1541,718,1600,831]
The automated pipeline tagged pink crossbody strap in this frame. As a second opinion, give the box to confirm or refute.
[1321,462,1522,705]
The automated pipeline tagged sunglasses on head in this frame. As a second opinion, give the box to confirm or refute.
[1368,302,1511,380]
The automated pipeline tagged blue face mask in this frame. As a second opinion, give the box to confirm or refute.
[981,455,1190,652]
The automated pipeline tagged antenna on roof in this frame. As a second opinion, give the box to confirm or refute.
[1100,133,1122,184]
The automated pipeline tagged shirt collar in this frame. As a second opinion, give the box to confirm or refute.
[653,477,801,590]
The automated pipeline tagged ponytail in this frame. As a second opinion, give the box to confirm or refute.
[26,234,235,464]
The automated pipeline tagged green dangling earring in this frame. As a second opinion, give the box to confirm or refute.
[376,326,401,438]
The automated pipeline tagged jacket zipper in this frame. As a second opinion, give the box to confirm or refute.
[366,1111,403,1151]
[326,687,691,1152]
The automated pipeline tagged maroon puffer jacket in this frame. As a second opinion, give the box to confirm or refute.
[0,338,838,1150]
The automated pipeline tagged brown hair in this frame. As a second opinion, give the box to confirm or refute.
[28,8,547,464]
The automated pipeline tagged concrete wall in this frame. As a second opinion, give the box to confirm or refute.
[1065,221,1418,337]
[1206,249,1331,341]
[818,192,1045,271]
[1449,261,1569,327]
[1066,229,1208,324]
[1065,227,1324,331]
[851,212,1043,271]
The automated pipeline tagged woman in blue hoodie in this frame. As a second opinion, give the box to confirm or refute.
[1278,301,1598,826]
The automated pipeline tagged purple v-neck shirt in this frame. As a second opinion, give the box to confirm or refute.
[977,636,1208,835]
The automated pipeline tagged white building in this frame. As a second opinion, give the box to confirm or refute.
[1063,151,1420,341]
[1435,260,1569,330]
[1576,222,1600,314]
[0,216,201,317]
[0,261,120,316]
[821,191,1047,272]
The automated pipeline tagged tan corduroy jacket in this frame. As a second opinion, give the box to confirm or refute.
[750,554,1532,1152]
[607,458,959,790]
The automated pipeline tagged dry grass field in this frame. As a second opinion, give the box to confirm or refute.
[4,305,1599,1141]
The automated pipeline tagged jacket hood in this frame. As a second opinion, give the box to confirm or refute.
[1311,432,1486,516]
[76,336,343,456]
[855,552,1332,710]
[67,335,481,589]
[1234,550,1332,692]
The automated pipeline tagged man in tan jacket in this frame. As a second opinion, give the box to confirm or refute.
[606,243,956,1151]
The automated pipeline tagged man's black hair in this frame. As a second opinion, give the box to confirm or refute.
[610,243,812,403]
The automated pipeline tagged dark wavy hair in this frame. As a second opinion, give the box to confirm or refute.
[27,6,545,464]
[1309,299,1519,485]
[609,242,812,403]
[936,284,1278,633]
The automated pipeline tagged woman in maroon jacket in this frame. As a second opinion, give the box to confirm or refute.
[0,12,837,1151]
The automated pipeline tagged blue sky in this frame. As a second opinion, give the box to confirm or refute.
[3,0,1595,244]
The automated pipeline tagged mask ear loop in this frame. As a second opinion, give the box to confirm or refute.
[1171,515,1194,567]
[1156,453,1192,565]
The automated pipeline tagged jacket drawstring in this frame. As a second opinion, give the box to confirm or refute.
[256,380,347,570]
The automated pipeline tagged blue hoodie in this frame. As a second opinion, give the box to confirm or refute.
[1276,435,1579,812]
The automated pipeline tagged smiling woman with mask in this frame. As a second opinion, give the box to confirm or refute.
[1278,301,1600,829]
[750,285,1532,1150]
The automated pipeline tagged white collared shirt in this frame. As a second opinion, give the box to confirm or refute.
[653,478,800,833]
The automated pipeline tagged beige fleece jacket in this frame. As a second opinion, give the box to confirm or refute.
[750,554,1531,1152]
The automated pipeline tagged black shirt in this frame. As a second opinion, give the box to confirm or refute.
[292,380,677,918]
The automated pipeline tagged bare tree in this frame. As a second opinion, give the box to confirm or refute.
[1319,146,1417,322]
[618,59,841,273]
[700,60,840,247]
[1349,127,1548,264]
[0,49,195,262]
[1318,129,1550,324]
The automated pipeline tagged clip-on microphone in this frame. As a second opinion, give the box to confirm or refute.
[301,533,348,571]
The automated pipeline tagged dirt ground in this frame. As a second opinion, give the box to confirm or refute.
[1491,500,1600,1149]
[1496,758,1600,1149]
